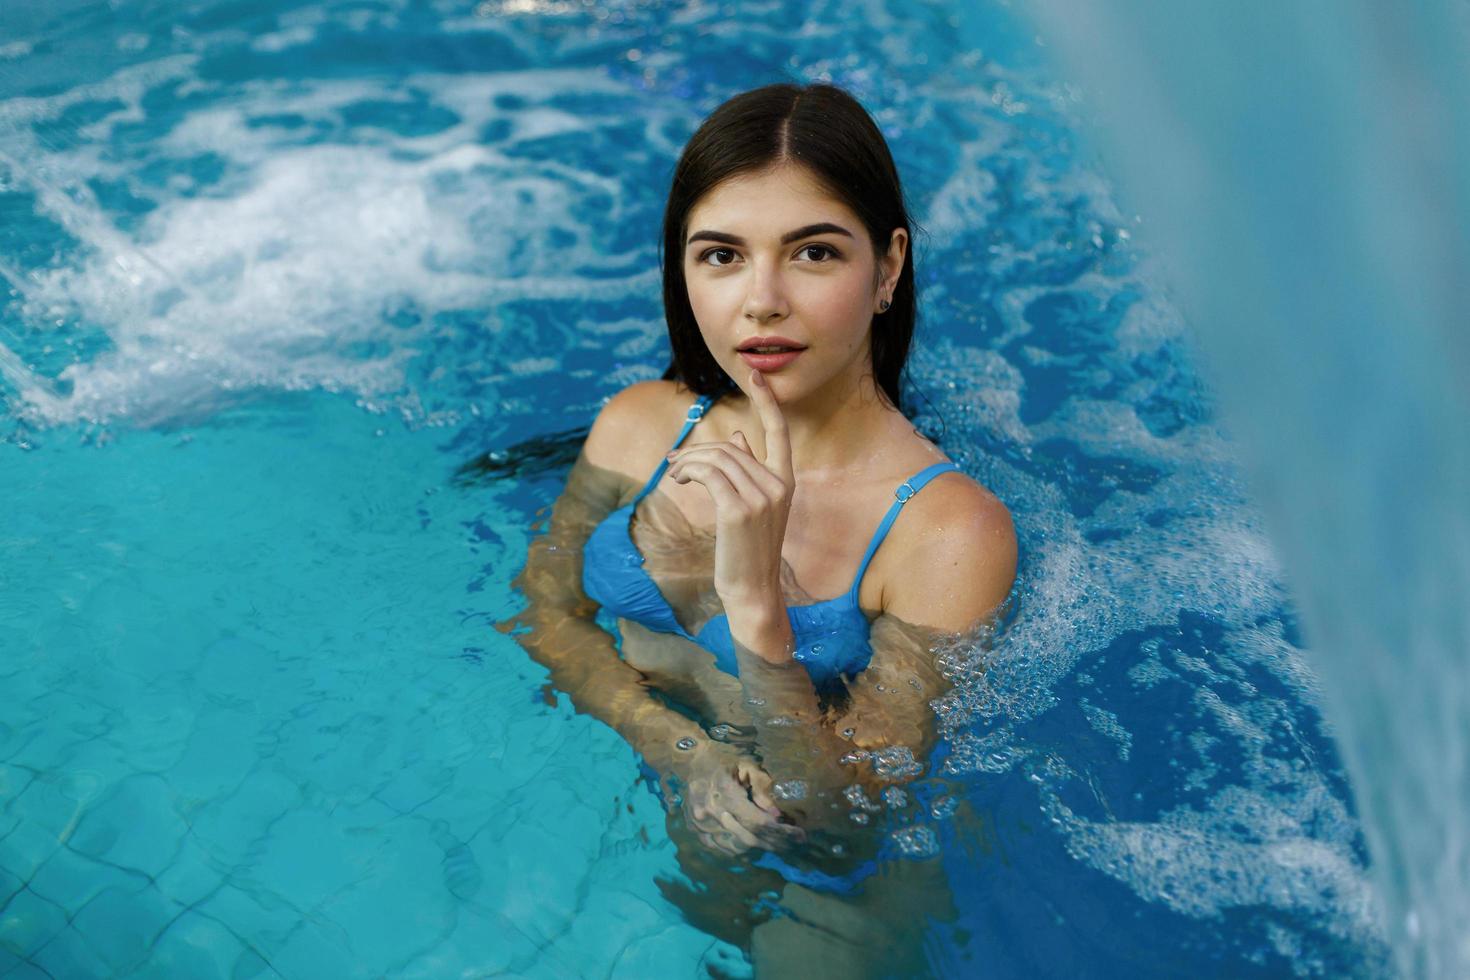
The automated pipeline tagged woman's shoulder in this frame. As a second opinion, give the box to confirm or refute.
[582,379,698,476]
[880,462,1018,633]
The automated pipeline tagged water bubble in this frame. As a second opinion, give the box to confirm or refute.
[849,811,870,825]
[882,786,908,809]
[773,780,808,801]
[843,785,881,812]
[675,736,697,751]
[708,724,736,741]
[871,746,923,780]
[890,825,940,858]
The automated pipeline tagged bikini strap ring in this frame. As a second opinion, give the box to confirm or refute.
[894,480,917,502]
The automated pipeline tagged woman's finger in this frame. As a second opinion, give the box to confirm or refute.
[735,758,780,814]
[667,438,742,456]
[729,430,785,490]
[668,457,743,510]
[667,432,786,495]
[723,793,783,835]
[670,444,783,499]
[717,811,762,850]
[748,369,793,484]
[670,450,776,506]
[727,796,805,849]
[695,817,745,856]
[723,769,797,838]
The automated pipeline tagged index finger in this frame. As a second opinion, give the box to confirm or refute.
[748,369,792,483]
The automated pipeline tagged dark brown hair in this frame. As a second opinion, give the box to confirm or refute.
[659,82,919,413]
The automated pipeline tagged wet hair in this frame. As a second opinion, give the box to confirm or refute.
[659,82,919,413]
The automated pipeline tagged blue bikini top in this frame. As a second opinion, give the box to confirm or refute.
[581,393,962,684]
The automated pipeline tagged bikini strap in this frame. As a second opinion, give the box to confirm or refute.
[633,393,716,502]
[846,460,963,602]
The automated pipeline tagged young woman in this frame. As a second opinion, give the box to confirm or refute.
[504,82,1017,976]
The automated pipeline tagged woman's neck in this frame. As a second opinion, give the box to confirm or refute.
[719,370,902,477]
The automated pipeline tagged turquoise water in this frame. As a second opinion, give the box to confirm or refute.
[2,0,1391,976]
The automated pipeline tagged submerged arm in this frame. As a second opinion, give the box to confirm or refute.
[498,447,711,774]
[500,381,803,855]
[725,607,962,803]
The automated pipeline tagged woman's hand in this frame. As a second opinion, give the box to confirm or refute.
[664,369,795,610]
[663,739,805,856]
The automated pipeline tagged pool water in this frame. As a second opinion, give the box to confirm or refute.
[1,0,1391,976]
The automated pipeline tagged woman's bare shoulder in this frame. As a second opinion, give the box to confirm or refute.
[582,379,694,477]
[881,468,1018,633]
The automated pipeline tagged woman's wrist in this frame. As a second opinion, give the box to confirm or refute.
[722,596,794,664]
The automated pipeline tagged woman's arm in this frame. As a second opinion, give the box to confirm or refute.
[721,611,948,803]
[497,383,801,856]
[496,384,710,773]
[836,483,1017,777]
[502,468,709,773]
[724,618,864,798]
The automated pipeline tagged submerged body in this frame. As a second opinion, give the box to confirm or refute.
[509,377,1013,971]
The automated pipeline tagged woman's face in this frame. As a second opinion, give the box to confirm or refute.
[681,162,907,404]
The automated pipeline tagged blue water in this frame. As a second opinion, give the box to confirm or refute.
[1027,6,1470,975]
[0,1,1392,976]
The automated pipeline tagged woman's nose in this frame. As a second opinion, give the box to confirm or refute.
[741,264,789,322]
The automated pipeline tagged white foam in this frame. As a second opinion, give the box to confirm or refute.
[2,60,668,427]
[1060,804,1380,931]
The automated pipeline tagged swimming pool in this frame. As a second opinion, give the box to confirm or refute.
[1,0,1392,975]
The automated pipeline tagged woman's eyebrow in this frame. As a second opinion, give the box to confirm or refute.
[685,222,856,248]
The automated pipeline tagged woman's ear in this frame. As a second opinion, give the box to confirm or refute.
[883,227,908,290]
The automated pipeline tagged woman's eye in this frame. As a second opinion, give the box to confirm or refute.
[701,248,737,266]
[797,244,837,262]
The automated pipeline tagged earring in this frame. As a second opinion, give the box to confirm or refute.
[878,298,891,312]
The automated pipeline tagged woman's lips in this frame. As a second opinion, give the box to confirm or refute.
[737,348,804,371]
